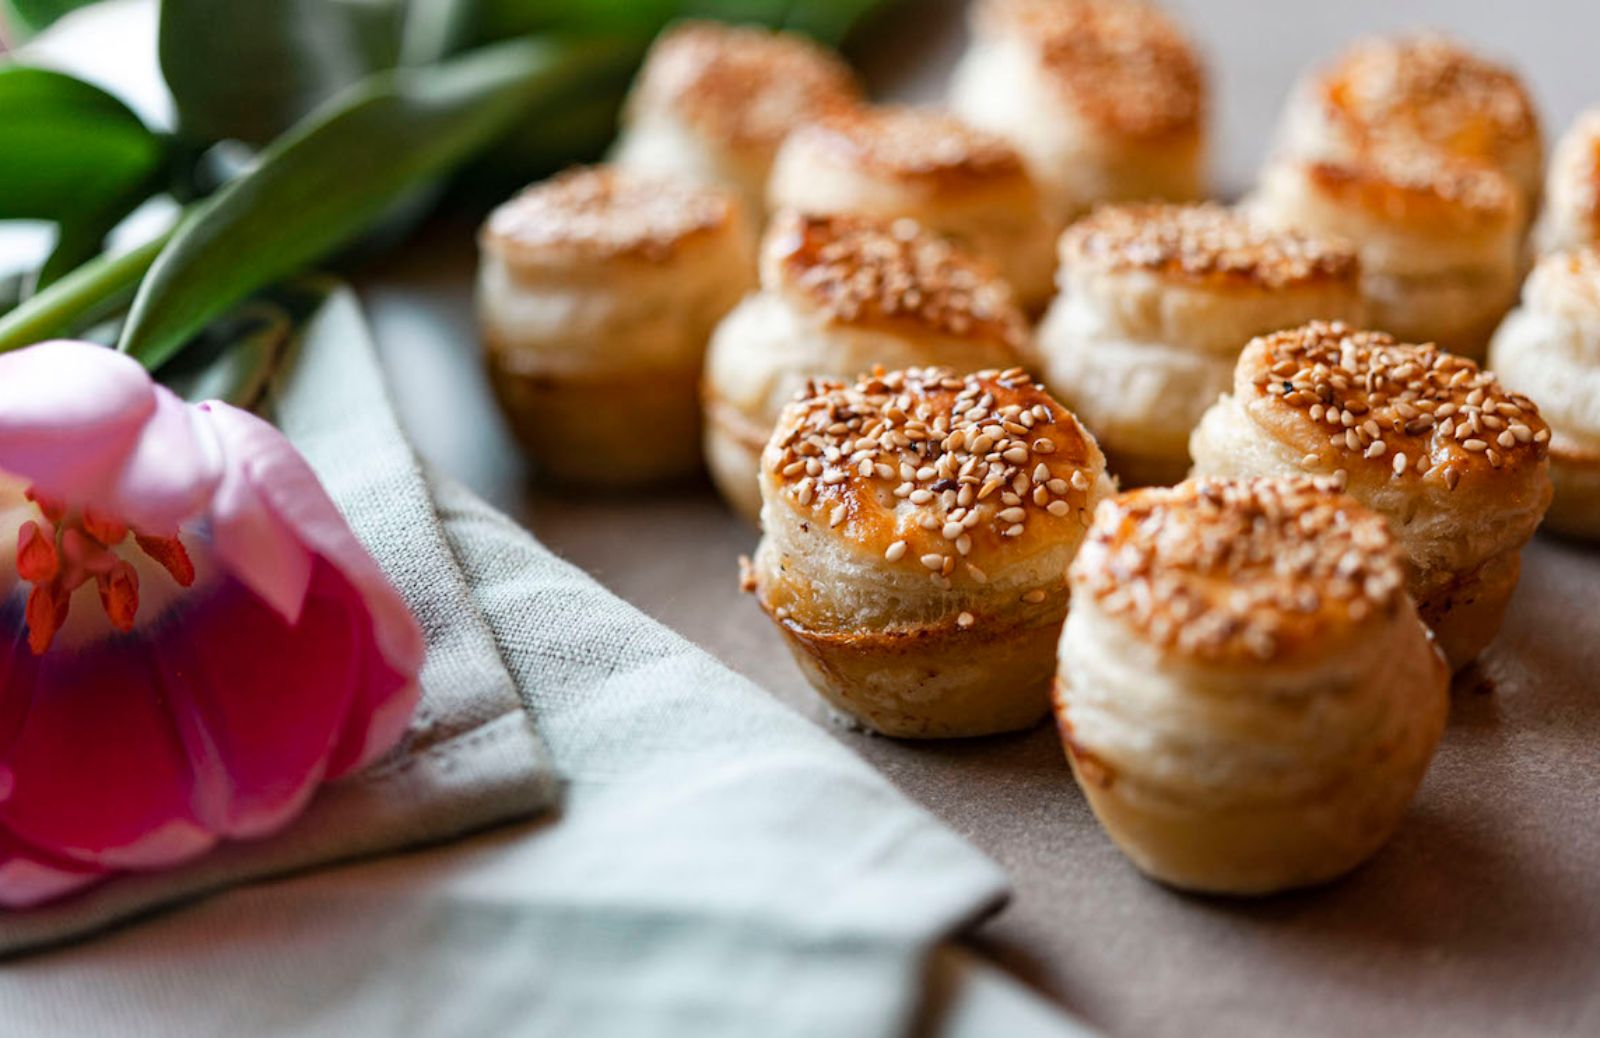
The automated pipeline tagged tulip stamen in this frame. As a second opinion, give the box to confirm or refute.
[12,486,194,654]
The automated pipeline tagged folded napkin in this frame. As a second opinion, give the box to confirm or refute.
[0,288,1082,1038]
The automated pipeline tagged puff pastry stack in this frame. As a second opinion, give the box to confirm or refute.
[1036,203,1364,486]
[769,105,1060,311]
[611,21,862,221]
[1490,248,1600,540]
[748,366,1114,738]
[478,166,754,485]
[1252,144,1524,362]
[704,212,1029,521]
[950,0,1207,221]
[1057,477,1448,895]
[1191,322,1553,669]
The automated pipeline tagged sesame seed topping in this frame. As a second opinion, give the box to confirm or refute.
[1242,322,1549,487]
[781,105,1027,184]
[483,166,739,263]
[765,366,1104,575]
[626,21,859,149]
[764,212,1027,349]
[978,0,1204,139]
[1300,142,1520,219]
[1062,204,1359,288]
[1313,34,1539,168]
[1072,477,1406,662]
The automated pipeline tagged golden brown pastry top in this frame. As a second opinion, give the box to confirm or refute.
[1296,142,1522,232]
[762,211,1028,349]
[779,105,1030,190]
[1313,33,1539,168]
[481,166,741,266]
[974,0,1204,139]
[1072,477,1407,663]
[765,366,1104,587]
[1062,203,1359,291]
[1237,322,1550,491]
[625,21,860,149]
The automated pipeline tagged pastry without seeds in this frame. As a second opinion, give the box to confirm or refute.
[1190,321,1553,670]
[703,211,1029,521]
[1036,203,1364,486]
[611,21,862,221]
[748,365,1114,738]
[1057,476,1448,895]
[949,0,1206,220]
[1277,33,1543,207]
[1252,142,1525,360]
[1489,247,1600,539]
[478,166,755,485]
[768,105,1061,311]
[1533,108,1600,257]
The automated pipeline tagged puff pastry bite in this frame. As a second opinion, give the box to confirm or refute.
[1252,144,1525,360]
[949,0,1207,220]
[704,212,1028,521]
[1037,203,1365,486]
[768,105,1060,311]
[1532,109,1600,256]
[1489,248,1600,539]
[1277,33,1543,208]
[748,366,1114,738]
[1190,322,1553,670]
[1057,477,1448,895]
[611,21,861,221]
[479,166,755,485]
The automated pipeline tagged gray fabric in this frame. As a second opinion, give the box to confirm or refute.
[0,287,1021,1037]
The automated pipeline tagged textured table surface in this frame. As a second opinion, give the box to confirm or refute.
[361,2,1600,1034]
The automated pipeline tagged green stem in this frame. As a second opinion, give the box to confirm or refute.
[0,228,173,355]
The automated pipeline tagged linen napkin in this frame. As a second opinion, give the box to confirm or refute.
[0,287,1070,1037]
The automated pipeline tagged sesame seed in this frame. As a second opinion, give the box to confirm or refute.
[885,540,908,562]
[957,611,975,628]
[920,553,946,571]
[1021,589,1047,604]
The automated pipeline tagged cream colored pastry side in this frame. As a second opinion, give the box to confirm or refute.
[1190,322,1553,669]
[479,166,755,485]
[1035,204,1364,486]
[704,212,1028,522]
[768,105,1061,311]
[1489,248,1600,539]
[1250,148,1524,361]
[747,366,1114,738]
[1056,478,1448,896]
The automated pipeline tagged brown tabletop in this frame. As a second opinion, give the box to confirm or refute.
[358,3,1600,1034]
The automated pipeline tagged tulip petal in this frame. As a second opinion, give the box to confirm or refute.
[152,564,366,838]
[0,342,153,500]
[199,404,424,769]
[0,829,106,910]
[0,622,215,870]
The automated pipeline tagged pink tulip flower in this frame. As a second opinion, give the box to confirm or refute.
[0,341,424,908]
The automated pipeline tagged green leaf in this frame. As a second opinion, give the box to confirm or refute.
[160,0,407,146]
[1,0,100,37]
[120,35,631,370]
[467,0,891,47]
[0,64,164,223]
